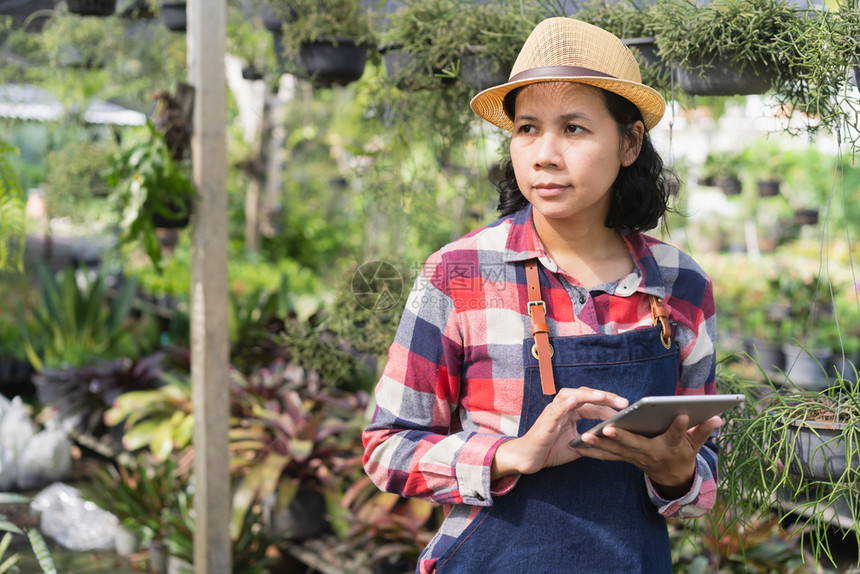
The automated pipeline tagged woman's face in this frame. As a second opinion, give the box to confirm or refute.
[509,82,641,227]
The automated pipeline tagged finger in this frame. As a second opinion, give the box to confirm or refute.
[664,414,690,443]
[556,387,629,410]
[686,415,723,448]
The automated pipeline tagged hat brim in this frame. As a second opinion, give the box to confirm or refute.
[470,75,666,131]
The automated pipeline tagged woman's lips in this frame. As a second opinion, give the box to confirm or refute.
[532,184,568,198]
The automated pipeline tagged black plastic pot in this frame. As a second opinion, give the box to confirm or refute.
[623,37,664,70]
[717,175,742,196]
[459,52,510,91]
[794,208,819,226]
[676,57,773,96]
[66,0,116,16]
[299,39,367,86]
[159,1,186,32]
[757,179,781,197]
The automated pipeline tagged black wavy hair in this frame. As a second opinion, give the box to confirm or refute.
[495,86,675,233]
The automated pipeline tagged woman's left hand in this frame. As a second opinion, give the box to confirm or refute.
[573,414,722,499]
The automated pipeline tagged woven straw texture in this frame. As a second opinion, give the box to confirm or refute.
[470,18,666,131]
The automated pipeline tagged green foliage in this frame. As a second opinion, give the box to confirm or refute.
[265,0,377,56]
[0,494,57,574]
[652,0,799,75]
[34,352,166,440]
[84,455,182,542]
[382,0,538,81]
[21,263,147,370]
[717,368,860,566]
[104,373,194,462]
[103,121,196,271]
[0,141,25,273]
[229,360,368,541]
[42,137,116,223]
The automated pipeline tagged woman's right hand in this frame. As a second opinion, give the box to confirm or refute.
[491,387,628,478]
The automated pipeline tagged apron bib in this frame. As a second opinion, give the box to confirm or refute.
[433,324,680,573]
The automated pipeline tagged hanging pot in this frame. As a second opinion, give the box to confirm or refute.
[159,1,186,32]
[793,208,819,226]
[298,38,367,86]
[717,175,742,196]
[148,195,192,229]
[757,179,781,197]
[66,0,116,16]
[623,37,664,70]
[786,420,859,481]
[459,49,510,92]
[676,56,773,96]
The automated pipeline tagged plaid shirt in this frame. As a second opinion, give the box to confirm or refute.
[363,206,718,573]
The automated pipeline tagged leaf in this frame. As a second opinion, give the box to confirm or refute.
[290,439,314,461]
[150,417,177,461]
[0,520,22,536]
[27,529,57,574]
[122,418,162,451]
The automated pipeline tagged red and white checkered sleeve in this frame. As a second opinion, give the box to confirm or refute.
[362,252,512,507]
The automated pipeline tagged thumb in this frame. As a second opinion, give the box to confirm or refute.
[686,415,722,449]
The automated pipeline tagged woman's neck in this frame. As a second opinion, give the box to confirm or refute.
[532,211,633,289]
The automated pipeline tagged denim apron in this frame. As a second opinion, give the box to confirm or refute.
[433,290,679,572]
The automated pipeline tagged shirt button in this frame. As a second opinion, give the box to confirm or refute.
[579,294,586,304]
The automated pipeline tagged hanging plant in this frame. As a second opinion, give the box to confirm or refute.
[102,120,197,271]
[770,4,860,145]
[265,0,376,85]
[575,0,671,94]
[652,0,798,97]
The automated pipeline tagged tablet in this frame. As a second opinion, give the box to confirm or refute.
[568,394,744,448]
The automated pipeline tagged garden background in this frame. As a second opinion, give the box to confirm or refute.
[1,0,860,573]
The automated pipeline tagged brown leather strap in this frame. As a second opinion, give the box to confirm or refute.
[508,65,617,83]
[525,259,556,395]
[650,295,672,349]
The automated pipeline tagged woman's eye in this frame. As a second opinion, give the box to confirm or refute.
[565,124,582,134]
[516,124,535,134]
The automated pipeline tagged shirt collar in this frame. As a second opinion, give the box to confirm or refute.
[502,205,666,298]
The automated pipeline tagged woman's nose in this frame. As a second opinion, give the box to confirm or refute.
[534,133,565,168]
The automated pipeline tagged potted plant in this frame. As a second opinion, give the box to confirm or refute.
[740,140,788,197]
[265,0,376,86]
[456,0,539,92]
[228,358,368,543]
[226,4,275,80]
[102,120,197,271]
[379,0,467,91]
[652,0,798,96]
[20,262,151,372]
[332,475,441,574]
[719,369,860,567]
[702,150,743,195]
[575,0,671,93]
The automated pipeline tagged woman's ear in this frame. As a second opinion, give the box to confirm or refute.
[621,121,645,167]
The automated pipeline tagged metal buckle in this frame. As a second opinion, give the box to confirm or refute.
[528,300,546,317]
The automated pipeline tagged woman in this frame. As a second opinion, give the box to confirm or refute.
[363,17,719,573]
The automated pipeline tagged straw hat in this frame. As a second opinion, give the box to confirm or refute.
[470,17,666,131]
